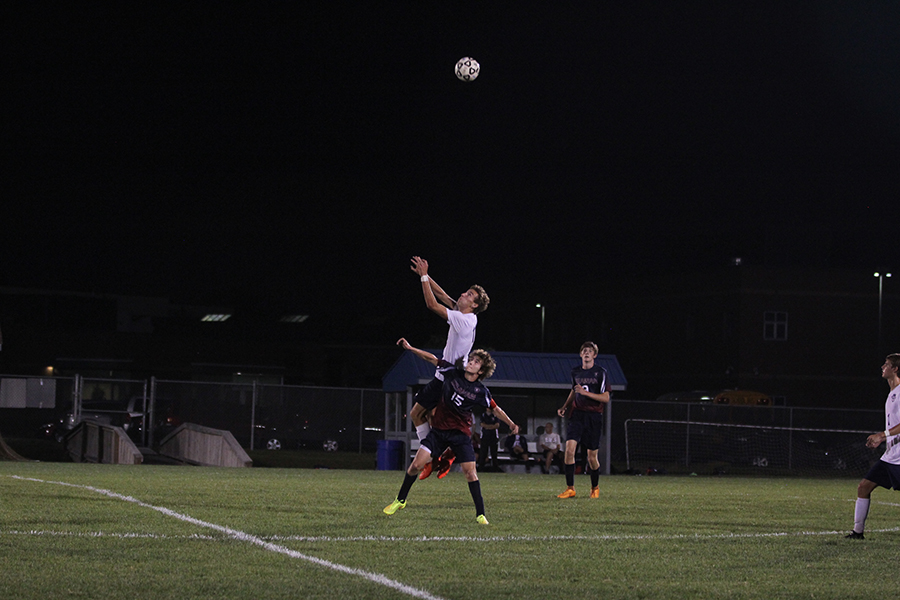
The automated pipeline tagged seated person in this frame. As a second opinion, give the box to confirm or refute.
[504,432,531,462]
[539,422,563,473]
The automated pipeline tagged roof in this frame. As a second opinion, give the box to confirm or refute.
[382,350,627,393]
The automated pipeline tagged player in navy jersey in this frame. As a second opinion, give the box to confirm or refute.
[407,256,490,480]
[556,341,609,499]
[384,338,518,525]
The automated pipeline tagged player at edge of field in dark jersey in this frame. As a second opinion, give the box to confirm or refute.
[383,338,518,525]
[556,341,609,499]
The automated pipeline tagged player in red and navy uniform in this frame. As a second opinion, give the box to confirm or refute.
[556,341,609,499]
[383,338,518,525]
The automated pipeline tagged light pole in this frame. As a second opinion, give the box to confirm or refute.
[536,303,545,352]
[875,272,891,349]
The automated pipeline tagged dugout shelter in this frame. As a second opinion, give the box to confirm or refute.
[382,351,627,474]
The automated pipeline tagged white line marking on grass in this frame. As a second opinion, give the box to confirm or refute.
[10,476,446,600]
[0,530,220,540]
[264,528,900,543]
[7,528,900,545]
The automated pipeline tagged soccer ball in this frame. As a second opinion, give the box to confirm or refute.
[455,57,480,82]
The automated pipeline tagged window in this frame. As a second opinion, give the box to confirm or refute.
[763,311,788,341]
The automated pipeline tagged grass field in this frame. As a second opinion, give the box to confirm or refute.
[1,461,898,600]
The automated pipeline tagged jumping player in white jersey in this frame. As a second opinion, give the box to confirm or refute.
[846,353,900,539]
[407,256,489,479]
[384,338,517,525]
[556,341,609,499]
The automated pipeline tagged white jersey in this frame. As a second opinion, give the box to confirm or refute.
[540,431,561,451]
[882,384,900,465]
[435,310,477,380]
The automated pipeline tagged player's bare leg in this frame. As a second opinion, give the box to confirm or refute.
[461,461,488,523]
[384,447,432,514]
[587,449,601,498]
[557,439,579,498]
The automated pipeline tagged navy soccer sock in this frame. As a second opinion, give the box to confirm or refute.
[398,473,417,502]
[565,463,575,487]
[468,480,485,516]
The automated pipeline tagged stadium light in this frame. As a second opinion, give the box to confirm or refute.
[536,303,545,352]
[875,272,892,349]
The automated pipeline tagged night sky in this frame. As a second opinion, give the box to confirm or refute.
[6,3,900,348]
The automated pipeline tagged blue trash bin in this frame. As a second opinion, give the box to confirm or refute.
[376,439,404,470]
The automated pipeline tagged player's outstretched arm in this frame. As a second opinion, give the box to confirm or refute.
[411,256,450,318]
[396,338,439,366]
[427,276,456,309]
[491,404,518,435]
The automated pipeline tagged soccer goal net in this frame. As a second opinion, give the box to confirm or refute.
[624,418,880,476]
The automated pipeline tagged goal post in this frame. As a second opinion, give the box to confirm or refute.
[625,418,880,475]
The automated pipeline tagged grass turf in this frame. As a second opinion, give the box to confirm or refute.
[1,462,896,599]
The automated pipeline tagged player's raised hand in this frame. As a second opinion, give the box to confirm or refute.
[410,256,429,277]
[396,337,412,350]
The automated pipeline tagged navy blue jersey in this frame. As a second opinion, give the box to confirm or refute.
[432,361,493,436]
[479,410,500,441]
[571,363,608,414]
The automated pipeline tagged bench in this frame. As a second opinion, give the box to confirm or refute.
[409,438,561,474]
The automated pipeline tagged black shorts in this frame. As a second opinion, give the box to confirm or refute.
[421,428,477,463]
[565,410,604,451]
[413,377,444,412]
[864,460,900,490]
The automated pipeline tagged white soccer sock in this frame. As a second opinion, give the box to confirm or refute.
[853,498,870,533]
[416,423,431,442]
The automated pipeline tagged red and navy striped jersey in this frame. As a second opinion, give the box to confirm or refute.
[572,363,608,414]
[431,362,494,436]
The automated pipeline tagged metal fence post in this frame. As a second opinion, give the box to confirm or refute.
[148,376,157,448]
[685,403,691,467]
[359,389,364,453]
[251,381,257,451]
[604,398,612,475]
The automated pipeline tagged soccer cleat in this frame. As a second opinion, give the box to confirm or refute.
[557,488,576,499]
[383,498,407,515]
[845,531,865,539]
[436,451,456,479]
[418,461,433,480]
[476,514,489,525]
[590,487,600,499]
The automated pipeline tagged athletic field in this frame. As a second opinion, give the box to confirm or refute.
[2,462,897,599]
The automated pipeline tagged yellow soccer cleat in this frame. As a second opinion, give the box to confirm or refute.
[476,514,489,525]
[383,498,407,515]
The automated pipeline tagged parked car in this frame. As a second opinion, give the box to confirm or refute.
[713,390,772,406]
[43,396,146,442]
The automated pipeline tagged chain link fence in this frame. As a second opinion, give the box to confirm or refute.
[1,372,889,476]
[149,379,385,452]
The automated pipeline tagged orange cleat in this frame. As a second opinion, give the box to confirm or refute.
[418,461,434,480]
[436,450,456,479]
[557,488,576,499]
[590,487,599,499]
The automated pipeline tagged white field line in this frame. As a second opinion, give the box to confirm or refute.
[6,528,900,544]
[9,476,445,600]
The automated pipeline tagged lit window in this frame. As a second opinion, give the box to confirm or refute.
[201,314,231,322]
[280,315,309,323]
